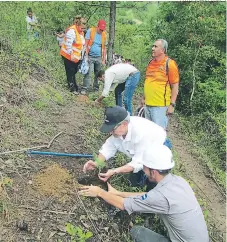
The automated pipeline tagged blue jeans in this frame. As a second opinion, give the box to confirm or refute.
[131,226,171,242]
[82,56,101,90]
[115,72,140,115]
[145,106,168,130]
[28,31,39,40]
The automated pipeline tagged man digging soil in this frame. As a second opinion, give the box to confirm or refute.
[83,106,172,190]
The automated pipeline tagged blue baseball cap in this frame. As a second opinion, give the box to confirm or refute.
[100,106,128,133]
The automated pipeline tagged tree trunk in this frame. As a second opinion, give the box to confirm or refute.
[107,1,116,67]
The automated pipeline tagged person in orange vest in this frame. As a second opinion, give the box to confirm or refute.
[60,16,87,94]
[80,20,107,95]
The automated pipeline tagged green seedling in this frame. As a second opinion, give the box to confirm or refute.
[66,223,93,242]
[93,153,106,171]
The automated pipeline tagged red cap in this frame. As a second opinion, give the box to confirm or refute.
[98,19,106,31]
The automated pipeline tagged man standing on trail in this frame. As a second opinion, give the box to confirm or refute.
[79,144,209,242]
[143,39,180,130]
[83,106,171,190]
[95,63,140,115]
[80,20,107,95]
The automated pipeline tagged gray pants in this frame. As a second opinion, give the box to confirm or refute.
[131,226,171,242]
[82,56,102,90]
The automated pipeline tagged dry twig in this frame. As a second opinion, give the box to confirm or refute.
[19,205,76,215]
[73,183,104,242]
[0,131,63,156]
[47,131,63,149]
[0,145,47,155]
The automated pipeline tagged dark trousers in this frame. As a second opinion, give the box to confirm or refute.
[63,57,79,92]
[129,170,157,192]
[131,226,171,242]
[115,82,126,106]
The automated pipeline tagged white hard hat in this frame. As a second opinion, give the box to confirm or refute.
[142,144,175,170]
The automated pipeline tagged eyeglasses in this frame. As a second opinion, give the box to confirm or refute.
[112,121,124,132]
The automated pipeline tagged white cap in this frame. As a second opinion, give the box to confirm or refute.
[142,144,175,170]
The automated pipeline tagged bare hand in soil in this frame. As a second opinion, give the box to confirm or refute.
[78,185,103,197]
[98,170,114,182]
[107,182,119,195]
[83,160,97,173]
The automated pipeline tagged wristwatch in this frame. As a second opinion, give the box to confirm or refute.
[170,103,175,107]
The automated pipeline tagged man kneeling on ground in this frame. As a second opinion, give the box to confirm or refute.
[79,144,209,242]
[83,106,172,190]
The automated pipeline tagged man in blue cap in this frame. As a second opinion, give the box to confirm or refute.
[83,106,171,188]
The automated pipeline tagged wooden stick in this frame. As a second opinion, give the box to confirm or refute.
[19,205,76,215]
[47,132,63,149]
[74,184,104,242]
[0,131,63,155]
[0,145,47,155]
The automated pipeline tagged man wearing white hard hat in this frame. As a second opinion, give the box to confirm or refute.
[79,144,209,242]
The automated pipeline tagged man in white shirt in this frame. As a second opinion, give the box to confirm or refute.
[83,106,170,188]
[95,63,140,115]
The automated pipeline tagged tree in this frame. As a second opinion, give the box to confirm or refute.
[107,1,116,66]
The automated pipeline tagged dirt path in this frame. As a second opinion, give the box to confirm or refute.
[168,119,226,240]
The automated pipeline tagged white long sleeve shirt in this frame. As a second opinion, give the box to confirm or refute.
[26,15,38,31]
[64,28,85,54]
[102,63,139,97]
[99,116,166,173]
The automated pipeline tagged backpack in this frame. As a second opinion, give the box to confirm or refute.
[165,57,170,76]
[135,106,145,118]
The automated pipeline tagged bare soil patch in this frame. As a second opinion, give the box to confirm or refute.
[33,164,74,201]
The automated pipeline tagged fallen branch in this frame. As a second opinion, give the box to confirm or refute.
[47,132,63,149]
[19,205,76,215]
[0,145,47,155]
[73,183,104,242]
[209,175,226,198]
[0,132,63,156]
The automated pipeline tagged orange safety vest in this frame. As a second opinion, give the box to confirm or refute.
[60,25,83,63]
[87,27,106,59]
